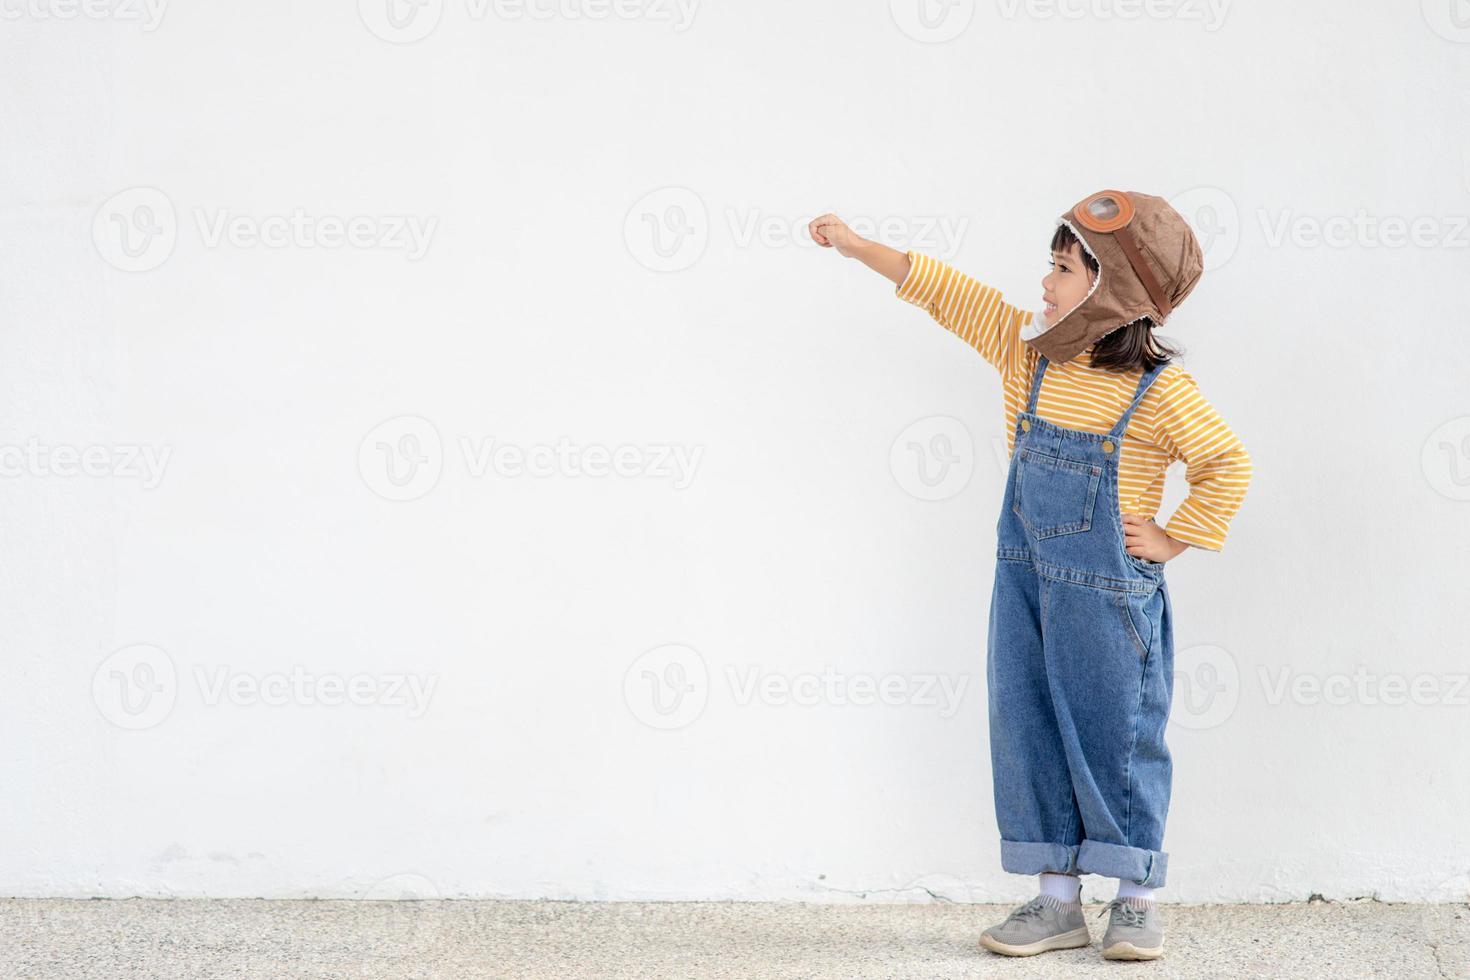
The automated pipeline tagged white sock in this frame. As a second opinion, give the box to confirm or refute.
[1115,879,1156,903]
[1039,872,1081,903]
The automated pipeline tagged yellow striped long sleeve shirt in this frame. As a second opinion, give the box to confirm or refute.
[896,251,1251,552]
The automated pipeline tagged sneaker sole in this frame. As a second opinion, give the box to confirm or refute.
[1102,939,1164,960]
[979,926,1092,957]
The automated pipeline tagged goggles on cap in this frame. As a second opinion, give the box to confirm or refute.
[1071,190,1174,320]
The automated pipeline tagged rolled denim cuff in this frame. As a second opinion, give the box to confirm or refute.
[999,839,1081,877]
[1077,839,1168,888]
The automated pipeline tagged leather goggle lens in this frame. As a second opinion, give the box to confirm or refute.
[1073,190,1135,233]
[1087,197,1120,221]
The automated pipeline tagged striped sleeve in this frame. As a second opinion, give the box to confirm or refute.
[1152,369,1253,552]
[894,250,1030,378]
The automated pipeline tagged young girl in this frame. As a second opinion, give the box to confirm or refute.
[809,191,1251,962]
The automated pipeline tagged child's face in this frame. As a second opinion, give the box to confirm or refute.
[1040,241,1096,326]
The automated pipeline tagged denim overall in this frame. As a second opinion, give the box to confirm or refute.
[987,354,1174,888]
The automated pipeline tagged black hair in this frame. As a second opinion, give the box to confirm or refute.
[1049,222,1181,373]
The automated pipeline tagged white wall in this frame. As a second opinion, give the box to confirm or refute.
[2,0,1468,904]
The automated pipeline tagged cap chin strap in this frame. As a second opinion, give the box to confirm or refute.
[1112,225,1173,320]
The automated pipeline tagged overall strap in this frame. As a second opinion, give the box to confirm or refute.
[1109,360,1170,438]
[1024,355,1049,414]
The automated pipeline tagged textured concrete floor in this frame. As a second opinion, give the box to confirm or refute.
[0,897,1466,979]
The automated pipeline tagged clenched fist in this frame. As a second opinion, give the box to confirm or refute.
[807,212,912,285]
[807,213,866,257]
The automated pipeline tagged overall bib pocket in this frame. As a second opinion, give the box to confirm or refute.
[1011,449,1102,539]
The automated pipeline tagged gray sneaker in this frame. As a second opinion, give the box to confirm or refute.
[1099,897,1165,960]
[979,895,1091,957]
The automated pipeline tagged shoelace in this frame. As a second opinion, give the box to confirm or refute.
[1098,898,1149,927]
[1005,897,1051,924]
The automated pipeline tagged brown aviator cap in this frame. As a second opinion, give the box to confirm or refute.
[1025,190,1205,365]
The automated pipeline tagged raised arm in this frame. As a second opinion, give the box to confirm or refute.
[808,214,1029,378]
